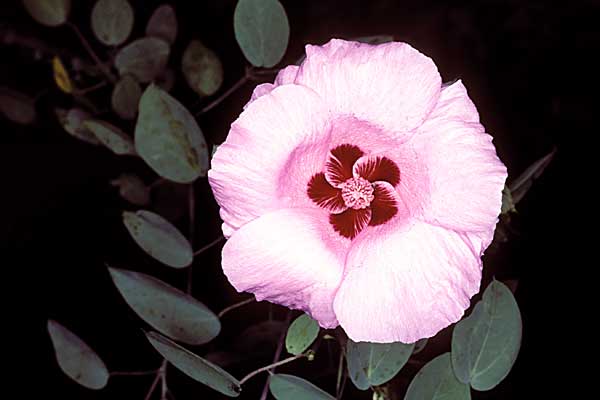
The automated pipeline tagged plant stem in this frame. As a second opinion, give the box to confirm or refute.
[143,372,161,400]
[218,297,255,318]
[259,311,292,400]
[186,184,195,294]
[110,369,158,377]
[76,80,108,95]
[193,235,225,256]
[67,22,116,83]
[196,73,249,116]
[240,354,305,386]
[159,360,168,399]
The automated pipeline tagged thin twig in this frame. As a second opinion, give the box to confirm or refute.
[218,297,255,318]
[143,372,161,400]
[67,22,116,83]
[259,311,292,400]
[110,369,158,377]
[195,74,249,116]
[193,235,225,256]
[239,354,306,386]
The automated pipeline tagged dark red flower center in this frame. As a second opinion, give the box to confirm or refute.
[306,144,401,239]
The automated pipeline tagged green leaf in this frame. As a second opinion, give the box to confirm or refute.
[145,331,241,397]
[83,120,136,155]
[23,0,70,26]
[115,37,170,83]
[451,280,522,391]
[146,4,178,44]
[111,75,142,120]
[269,374,335,400]
[47,320,109,390]
[109,268,220,344]
[135,84,208,183]
[285,314,319,355]
[413,338,428,355]
[182,40,223,97]
[0,88,36,125]
[56,108,100,145]
[501,185,516,214]
[404,353,470,400]
[508,148,556,205]
[122,210,192,267]
[346,339,414,390]
[110,173,150,206]
[234,0,290,67]
[91,0,134,46]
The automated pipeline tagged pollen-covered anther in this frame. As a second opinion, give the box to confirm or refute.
[340,177,375,209]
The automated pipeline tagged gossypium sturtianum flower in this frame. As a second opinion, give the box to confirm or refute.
[209,39,507,343]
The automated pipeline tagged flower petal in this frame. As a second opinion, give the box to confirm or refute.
[369,181,399,226]
[353,155,401,187]
[431,80,479,123]
[307,173,347,213]
[209,85,330,236]
[329,208,372,240]
[410,95,507,233]
[221,208,347,328]
[296,39,441,134]
[325,144,365,186]
[245,65,300,108]
[333,221,481,343]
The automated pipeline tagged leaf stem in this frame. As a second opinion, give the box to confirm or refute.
[240,353,305,386]
[218,297,255,318]
[259,311,292,400]
[159,360,168,399]
[75,80,108,95]
[193,235,225,256]
[110,369,158,377]
[143,372,161,400]
[67,22,116,83]
[335,347,344,398]
[186,184,195,294]
[195,72,250,116]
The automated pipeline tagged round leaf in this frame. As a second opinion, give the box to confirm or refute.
[47,320,109,390]
[145,331,241,397]
[146,4,178,44]
[109,268,220,344]
[285,314,319,355]
[451,280,522,391]
[269,374,335,400]
[404,353,470,400]
[233,0,290,67]
[111,75,142,120]
[182,40,223,97]
[0,88,36,124]
[110,173,150,206]
[83,119,136,155]
[135,84,208,183]
[56,108,100,145]
[91,0,134,46]
[115,37,170,83]
[346,339,414,390]
[122,210,192,267]
[23,0,70,26]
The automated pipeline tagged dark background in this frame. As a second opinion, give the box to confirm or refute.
[2,0,584,398]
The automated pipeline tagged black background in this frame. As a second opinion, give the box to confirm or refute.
[2,0,584,398]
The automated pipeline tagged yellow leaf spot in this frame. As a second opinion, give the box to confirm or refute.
[52,56,73,94]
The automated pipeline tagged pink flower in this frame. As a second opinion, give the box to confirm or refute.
[209,39,507,343]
